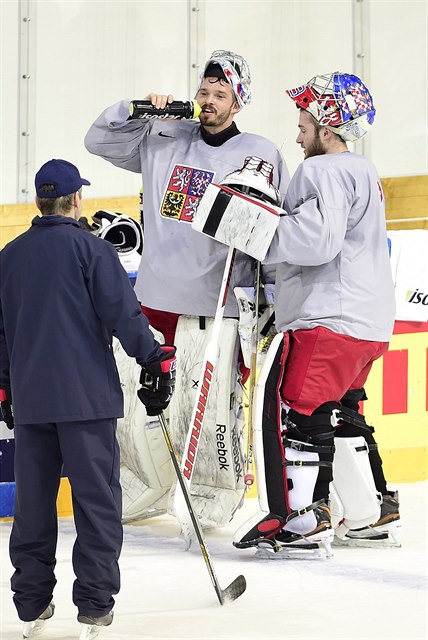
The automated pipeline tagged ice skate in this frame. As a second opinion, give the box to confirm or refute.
[234,503,333,560]
[334,491,401,548]
[256,503,334,559]
[78,612,113,640]
[22,601,55,638]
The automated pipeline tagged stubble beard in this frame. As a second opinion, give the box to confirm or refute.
[304,131,326,159]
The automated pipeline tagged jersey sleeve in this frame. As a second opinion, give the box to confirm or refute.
[265,161,352,266]
[84,99,152,174]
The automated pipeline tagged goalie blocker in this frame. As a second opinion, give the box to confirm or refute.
[192,156,282,262]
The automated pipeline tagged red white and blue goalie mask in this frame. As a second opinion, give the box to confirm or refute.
[198,50,252,109]
[286,72,376,142]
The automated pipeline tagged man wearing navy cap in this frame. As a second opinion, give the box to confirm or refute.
[0,159,177,639]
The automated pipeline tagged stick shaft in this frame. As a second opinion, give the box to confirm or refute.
[244,261,261,485]
[158,413,228,605]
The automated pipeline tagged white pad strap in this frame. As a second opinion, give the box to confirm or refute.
[330,436,382,536]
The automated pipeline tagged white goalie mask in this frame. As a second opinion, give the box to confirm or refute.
[198,50,252,108]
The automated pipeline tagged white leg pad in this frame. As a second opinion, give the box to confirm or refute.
[167,316,245,528]
[283,443,319,535]
[330,436,382,536]
[114,337,174,522]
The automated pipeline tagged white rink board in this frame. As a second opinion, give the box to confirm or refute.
[1,482,427,640]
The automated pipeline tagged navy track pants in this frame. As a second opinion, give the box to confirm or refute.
[10,418,122,622]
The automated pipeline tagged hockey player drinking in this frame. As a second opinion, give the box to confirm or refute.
[192,72,400,557]
[85,51,290,531]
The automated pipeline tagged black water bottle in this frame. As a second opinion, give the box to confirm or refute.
[128,100,202,120]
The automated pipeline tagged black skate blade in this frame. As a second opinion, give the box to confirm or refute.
[333,534,401,549]
[219,575,246,604]
[233,536,276,550]
[256,540,328,561]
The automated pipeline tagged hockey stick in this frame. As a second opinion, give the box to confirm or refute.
[244,260,261,486]
[158,412,247,605]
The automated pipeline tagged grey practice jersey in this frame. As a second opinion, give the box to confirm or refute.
[85,100,290,317]
[265,152,395,342]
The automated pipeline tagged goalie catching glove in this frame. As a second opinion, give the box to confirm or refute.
[137,346,177,416]
[0,388,14,430]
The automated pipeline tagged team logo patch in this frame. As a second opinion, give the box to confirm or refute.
[161,164,215,222]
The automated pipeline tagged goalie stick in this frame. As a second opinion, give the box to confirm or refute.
[244,260,261,486]
[174,246,237,546]
[159,412,246,605]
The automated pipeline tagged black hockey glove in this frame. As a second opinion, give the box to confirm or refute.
[137,346,177,416]
[0,388,14,430]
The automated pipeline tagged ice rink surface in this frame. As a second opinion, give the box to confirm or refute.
[1,482,427,640]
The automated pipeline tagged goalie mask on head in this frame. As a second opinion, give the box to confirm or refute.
[286,72,376,142]
[198,50,251,109]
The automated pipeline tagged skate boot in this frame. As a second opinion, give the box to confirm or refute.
[336,491,401,548]
[77,612,113,640]
[234,502,333,560]
[233,511,286,549]
[259,502,334,559]
[23,601,55,638]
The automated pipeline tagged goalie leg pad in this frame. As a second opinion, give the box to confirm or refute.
[339,388,388,495]
[167,315,245,528]
[113,337,174,522]
[282,442,322,535]
[234,336,336,550]
[330,436,382,536]
[234,333,288,546]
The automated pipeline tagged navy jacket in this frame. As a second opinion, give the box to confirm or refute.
[0,215,162,424]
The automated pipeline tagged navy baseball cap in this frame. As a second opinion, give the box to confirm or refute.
[35,159,91,198]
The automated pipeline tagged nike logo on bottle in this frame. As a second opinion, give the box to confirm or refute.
[158,132,175,138]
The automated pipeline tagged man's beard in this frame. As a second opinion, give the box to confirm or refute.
[200,106,233,130]
[304,134,326,159]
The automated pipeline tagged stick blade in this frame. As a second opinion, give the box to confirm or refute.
[220,574,247,604]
